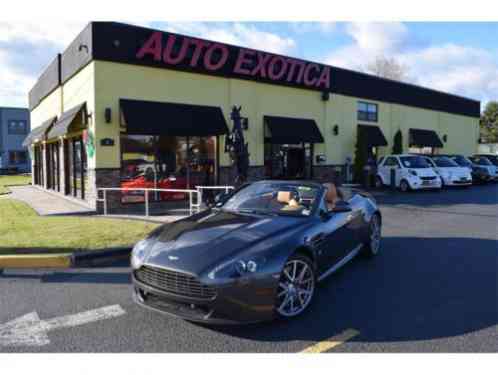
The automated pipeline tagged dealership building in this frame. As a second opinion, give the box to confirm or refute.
[25,22,481,211]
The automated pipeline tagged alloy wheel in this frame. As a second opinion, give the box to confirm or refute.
[369,215,381,255]
[276,258,315,317]
[400,180,409,192]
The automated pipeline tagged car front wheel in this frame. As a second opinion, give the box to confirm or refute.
[275,255,316,319]
[400,179,410,192]
[363,214,381,257]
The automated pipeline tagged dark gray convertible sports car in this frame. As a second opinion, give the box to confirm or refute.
[131,180,381,324]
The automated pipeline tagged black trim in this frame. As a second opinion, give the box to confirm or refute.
[120,99,229,136]
[409,128,444,148]
[264,116,324,144]
[29,22,481,119]
[357,124,388,147]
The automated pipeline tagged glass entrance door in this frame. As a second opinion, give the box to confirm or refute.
[264,143,313,180]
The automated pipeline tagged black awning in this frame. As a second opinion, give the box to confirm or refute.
[264,116,324,144]
[120,99,228,136]
[22,116,57,147]
[409,128,443,148]
[47,103,87,139]
[358,124,388,147]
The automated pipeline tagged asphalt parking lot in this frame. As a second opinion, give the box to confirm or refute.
[1,183,497,353]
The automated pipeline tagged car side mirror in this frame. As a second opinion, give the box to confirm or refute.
[330,201,352,213]
[214,192,230,206]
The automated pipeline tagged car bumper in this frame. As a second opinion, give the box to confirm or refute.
[409,179,442,190]
[443,177,473,186]
[132,273,278,325]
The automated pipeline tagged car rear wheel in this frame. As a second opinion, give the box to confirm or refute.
[275,255,315,319]
[400,179,410,192]
[363,214,381,257]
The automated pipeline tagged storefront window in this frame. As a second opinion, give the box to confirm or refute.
[120,135,216,204]
[46,142,60,192]
[33,145,43,185]
[66,138,87,199]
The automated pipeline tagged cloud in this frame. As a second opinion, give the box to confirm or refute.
[324,22,497,105]
[289,22,337,34]
[158,22,296,55]
[0,21,88,107]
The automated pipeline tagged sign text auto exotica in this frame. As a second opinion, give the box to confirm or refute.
[136,31,331,90]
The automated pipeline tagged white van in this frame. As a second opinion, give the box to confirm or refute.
[376,154,442,192]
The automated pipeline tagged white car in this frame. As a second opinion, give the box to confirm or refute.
[376,154,442,192]
[425,156,473,187]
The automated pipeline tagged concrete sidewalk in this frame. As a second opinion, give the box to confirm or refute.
[9,185,95,216]
[7,185,187,223]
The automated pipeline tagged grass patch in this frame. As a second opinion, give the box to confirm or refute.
[0,174,32,194]
[0,198,160,254]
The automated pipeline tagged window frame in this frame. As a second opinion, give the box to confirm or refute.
[357,101,378,122]
[7,120,28,135]
[8,150,28,165]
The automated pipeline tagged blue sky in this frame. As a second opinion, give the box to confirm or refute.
[0,22,496,108]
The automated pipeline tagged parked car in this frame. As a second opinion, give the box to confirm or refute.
[469,155,498,181]
[424,156,472,187]
[131,180,381,324]
[375,154,442,192]
[443,154,494,183]
[474,154,498,167]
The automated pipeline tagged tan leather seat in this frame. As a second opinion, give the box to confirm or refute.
[277,191,292,204]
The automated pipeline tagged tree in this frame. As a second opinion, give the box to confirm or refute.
[364,56,409,82]
[480,101,498,143]
[392,130,403,154]
[353,131,368,184]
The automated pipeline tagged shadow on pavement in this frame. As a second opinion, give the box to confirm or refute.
[372,183,498,209]
[205,236,497,345]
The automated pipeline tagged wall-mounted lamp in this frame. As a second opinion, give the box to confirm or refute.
[443,134,448,143]
[105,108,112,124]
[78,44,89,53]
[333,124,339,136]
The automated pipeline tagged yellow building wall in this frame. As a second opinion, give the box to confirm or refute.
[32,60,479,172]
[30,87,62,131]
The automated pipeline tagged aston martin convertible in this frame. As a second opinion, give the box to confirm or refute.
[131,180,382,324]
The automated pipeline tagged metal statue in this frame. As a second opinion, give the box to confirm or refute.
[225,106,250,185]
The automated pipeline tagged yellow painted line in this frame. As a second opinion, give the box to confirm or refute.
[0,254,72,269]
[300,329,360,353]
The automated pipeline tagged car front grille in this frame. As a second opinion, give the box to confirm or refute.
[420,176,437,181]
[134,266,216,300]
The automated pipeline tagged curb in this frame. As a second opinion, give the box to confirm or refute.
[0,253,72,269]
[0,247,132,271]
[71,247,132,267]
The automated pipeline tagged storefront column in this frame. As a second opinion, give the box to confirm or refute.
[58,139,66,195]
[88,168,121,213]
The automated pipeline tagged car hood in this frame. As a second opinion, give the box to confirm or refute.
[409,168,437,177]
[435,167,471,175]
[143,209,307,276]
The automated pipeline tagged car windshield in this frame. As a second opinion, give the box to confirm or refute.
[479,155,498,165]
[433,157,458,167]
[451,155,472,167]
[474,157,492,166]
[399,156,431,168]
[222,182,320,217]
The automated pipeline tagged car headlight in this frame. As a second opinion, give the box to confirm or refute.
[208,256,266,279]
[408,169,418,176]
[131,239,149,269]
